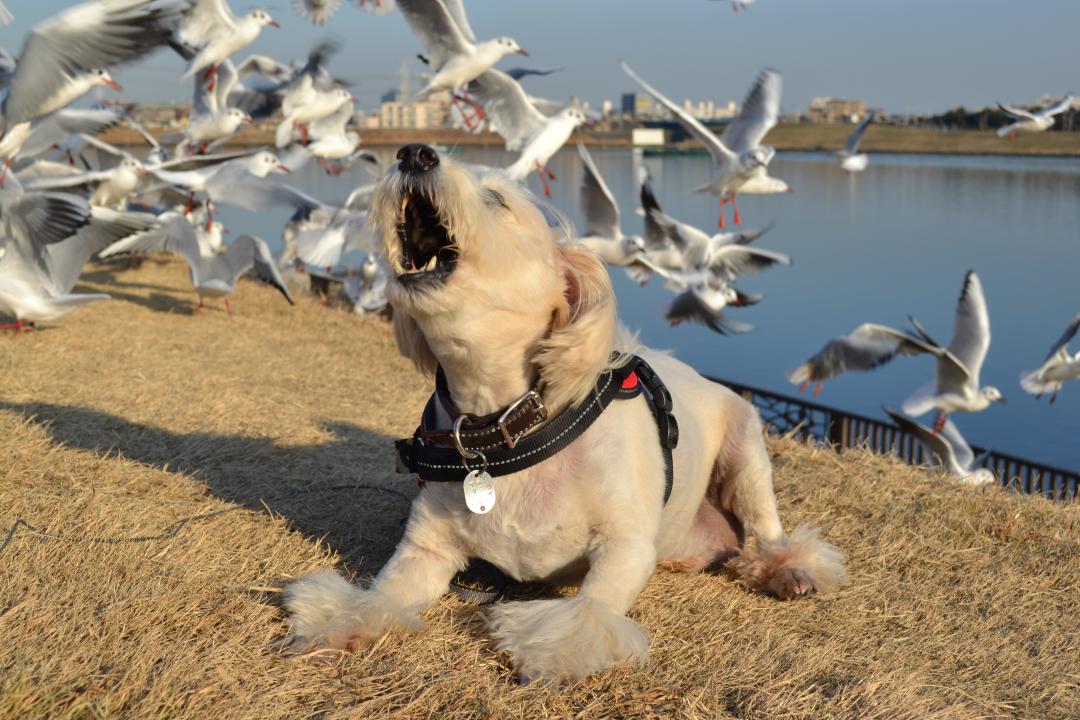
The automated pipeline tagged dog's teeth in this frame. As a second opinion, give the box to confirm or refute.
[423,256,437,272]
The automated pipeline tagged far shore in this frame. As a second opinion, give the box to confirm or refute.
[99,123,1080,158]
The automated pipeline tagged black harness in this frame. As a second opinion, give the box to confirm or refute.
[395,355,679,504]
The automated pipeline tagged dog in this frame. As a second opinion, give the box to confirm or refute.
[283,144,846,681]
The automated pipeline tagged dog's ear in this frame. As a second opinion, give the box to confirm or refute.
[534,244,616,411]
[392,311,438,375]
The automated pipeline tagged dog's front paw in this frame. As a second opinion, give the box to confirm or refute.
[282,569,422,654]
[487,596,649,681]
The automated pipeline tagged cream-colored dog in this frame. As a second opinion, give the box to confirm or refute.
[283,145,846,681]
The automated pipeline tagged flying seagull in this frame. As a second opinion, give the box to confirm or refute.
[621,61,789,229]
[1020,313,1080,404]
[884,407,995,486]
[997,95,1075,141]
[835,112,875,173]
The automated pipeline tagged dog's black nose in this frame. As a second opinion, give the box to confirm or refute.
[397,144,439,174]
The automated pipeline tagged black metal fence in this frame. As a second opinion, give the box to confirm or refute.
[709,377,1079,503]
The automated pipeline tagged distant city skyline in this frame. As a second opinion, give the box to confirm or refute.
[3,1,1077,115]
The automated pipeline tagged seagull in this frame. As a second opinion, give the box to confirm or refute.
[183,60,254,153]
[835,112,875,173]
[0,0,184,183]
[576,142,645,265]
[467,68,586,196]
[1020,313,1080,404]
[355,0,396,15]
[147,151,316,220]
[789,271,1005,430]
[666,282,757,336]
[884,408,995,486]
[396,0,527,111]
[293,0,342,24]
[100,214,294,316]
[291,105,364,174]
[176,1,279,90]
[0,190,143,331]
[9,107,126,167]
[786,323,939,396]
[621,61,789,229]
[997,95,1075,141]
[505,67,562,81]
[24,146,151,209]
[275,79,353,149]
[344,254,389,313]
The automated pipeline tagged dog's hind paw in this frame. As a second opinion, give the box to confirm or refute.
[729,525,847,600]
[281,569,422,653]
[487,596,649,681]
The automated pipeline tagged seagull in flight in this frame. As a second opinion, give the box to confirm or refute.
[1020,313,1080,404]
[176,0,280,92]
[397,0,527,123]
[789,271,1005,433]
[621,61,789,229]
[835,112,875,173]
[997,95,1075,141]
[884,408,994,486]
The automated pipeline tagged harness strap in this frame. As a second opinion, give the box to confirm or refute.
[395,355,678,504]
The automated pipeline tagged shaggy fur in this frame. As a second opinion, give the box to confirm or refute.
[282,152,847,680]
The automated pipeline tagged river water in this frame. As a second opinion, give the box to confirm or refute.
[215,147,1080,471]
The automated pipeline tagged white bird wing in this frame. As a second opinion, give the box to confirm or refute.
[211,173,323,214]
[235,53,294,83]
[944,270,991,388]
[786,323,939,385]
[638,169,672,251]
[667,288,754,335]
[179,0,237,46]
[18,109,123,159]
[467,69,548,151]
[707,245,792,276]
[5,0,185,126]
[721,70,781,154]
[577,141,619,239]
[884,407,965,475]
[842,112,874,155]
[621,61,733,164]
[395,0,474,69]
[192,70,217,116]
[220,234,295,304]
[1040,312,1080,363]
[23,167,119,190]
[308,103,351,141]
[440,0,477,43]
[0,2,13,27]
[997,103,1038,122]
[1039,94,1075,118]
[98,211,195,258]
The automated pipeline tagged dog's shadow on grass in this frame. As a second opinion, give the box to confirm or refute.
[1,402,413,575]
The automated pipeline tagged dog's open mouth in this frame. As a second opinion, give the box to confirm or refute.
[395,191,457,285]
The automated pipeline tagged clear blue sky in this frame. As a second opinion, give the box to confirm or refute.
[4,0,1076,114]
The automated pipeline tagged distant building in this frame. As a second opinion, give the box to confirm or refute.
[621,92,655,116]
[632,127,667,148]
[808,97,867,123]
[601,99,613,117]
[378,91,451,129]
[129,103,186,127]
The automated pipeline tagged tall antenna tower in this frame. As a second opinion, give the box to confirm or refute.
[399,58,413,105]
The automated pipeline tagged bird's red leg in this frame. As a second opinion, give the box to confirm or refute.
[717,196,727,229]
[0,319,26,333]
[193,300,205,315]
[932,413,947,435]
[1050,392,1058,405]
[224,298,233,319]
[1009,130,1017,142]
[0,158,11,188]
[813,383,824,397]
[731,194,742,225]
[535,161,552,197]
[452,96,478,131]
[204,65,218,93]
[799,381,810,393]
[544,165,556,180]
[300,124,309,145]
[184,193,195,215]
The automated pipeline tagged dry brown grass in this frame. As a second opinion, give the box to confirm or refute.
[2,257,1078,719]
[762,124,1080,156]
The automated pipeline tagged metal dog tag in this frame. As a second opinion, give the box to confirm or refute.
[463,470,496,514]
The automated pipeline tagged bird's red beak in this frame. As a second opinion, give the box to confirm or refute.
[106,80,123,92]
[516,49,529,56]
[137,168,150,176]
[243,116,255,126]
[269,20,280,28]
[277,164,290,173]
[997,397,1007,404]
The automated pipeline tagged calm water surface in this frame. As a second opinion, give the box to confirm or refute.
[215,148,1080,470]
